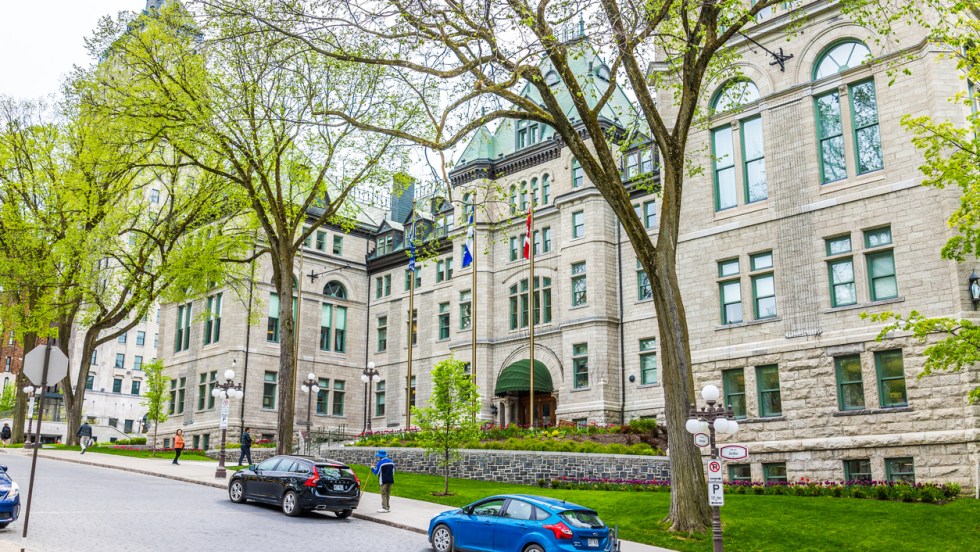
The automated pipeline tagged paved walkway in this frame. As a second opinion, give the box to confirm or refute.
[1,447,674,552]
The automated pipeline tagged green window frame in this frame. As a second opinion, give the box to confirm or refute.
[315,231,326,251]
[712,125,737,211]
[509,284,519,330]
[438,302,450,340]
[459,290,472,330]
[849,80,883,175]
[332,380,345,416]
[331,308,347,351]
[542,227,552,253]
[571,262,587,306]
[262,371,277,410]
[531,177,539,207]
[718,258,742,323]
[834,354,865,411]
[637,260,652,301]
[572,159,583,188]
[741,116,767,203]
[571,211,584,239]
[302,226,311,248]
[756,365,781,417]
[865,227,897,301]
[541,174,551,204]
[751,251,777,320]
[826,235,856,307]
[375,277,383,299]
[875,349,907,408]
[572,343,589,389]
[376,316,387,352]
[535,276,552,325]
[267,293,280,343]
[763,463,787,483]
[115,353,125,369]
[815,90,846,183]
[643,200,656,229]
[728,464,751,483]
[509,236,519,261]
[384,274,391,296]
[436,260,445,282]
[408,308,417,345]
[112,378,122,394]
[332,235,343,255]
[175,303,191,352]
[509,185,519,214]
[843,459,872,482]
[375,380,386,417]
[319,303,332,351]
[885,457,915,483]
[519,181,528,212]
[404,269,421,291]
[316,378,329,414]
[639,339,657,385]
[204,293,222,345]
[409,375,416,408]
[723,369,746,419]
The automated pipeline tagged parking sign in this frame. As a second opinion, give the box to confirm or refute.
[709,481,724,506]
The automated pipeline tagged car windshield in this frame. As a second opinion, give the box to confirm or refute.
[560,510,605,529]
[316,466,354,480]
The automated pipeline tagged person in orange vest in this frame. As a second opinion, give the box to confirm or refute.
[172,429,185,465]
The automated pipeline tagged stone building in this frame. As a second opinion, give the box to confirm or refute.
[157,2,979,486]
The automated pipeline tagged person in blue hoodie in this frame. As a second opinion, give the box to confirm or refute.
[371,449,395,513]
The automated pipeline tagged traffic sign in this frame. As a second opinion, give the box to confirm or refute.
[23,345,69,386]
[707,460,723,482]
[720,445,748,461]
[219,398,230,429]
[693,432,710,447]
[708,481,724,506]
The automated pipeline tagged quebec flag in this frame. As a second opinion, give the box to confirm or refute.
[408,233,417,272]
[461,214,475,268]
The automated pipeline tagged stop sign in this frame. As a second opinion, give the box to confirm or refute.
[23,344,70,386]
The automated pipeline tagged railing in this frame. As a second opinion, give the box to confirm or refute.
[299,424,348,456]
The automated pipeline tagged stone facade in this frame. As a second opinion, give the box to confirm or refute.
[323,447,670,487]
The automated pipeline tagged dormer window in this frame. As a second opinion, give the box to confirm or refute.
[376,234,393,255]
[545,71,560,86]
[595,64,611,81]
[516,119,541,149]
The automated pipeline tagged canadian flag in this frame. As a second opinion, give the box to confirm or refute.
[522,208,533,259]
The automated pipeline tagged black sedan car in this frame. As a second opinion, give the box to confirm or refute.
[228,455,361,518]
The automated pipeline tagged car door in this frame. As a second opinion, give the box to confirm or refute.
[493,499,535,551]
[250,458,282,501]
[454,498,505,552]
[269,460,296,501]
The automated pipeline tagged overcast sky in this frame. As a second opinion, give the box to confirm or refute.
[0,1,140,100]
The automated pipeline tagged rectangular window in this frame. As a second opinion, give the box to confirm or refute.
[404,268,421,291]
[826,236,856,307]
[438,302,450,340]
[509,236,519,261]
[315,377,329,414]
[409,375,416,407]
[334,306,347,353]
[542,175,551,204]
[332,380,345,416]
[129,379,140,395]
[176,377,185,413]
[865,227,897,301]
[723,369,747,419]
[267,293,280,343]
[85,374,94,390]
[375,380,386,417]
[136,331,145,346]
[875,349,908,408]
[719,258,742,324]
[150,188,160,203]
[741,116,767,202]
[206,371,217,409]
[572,159,584,188]
[849,80,883,174]
[133,356,143,371]
[572,343,589,389]
[728,464,751,482]
[90,350,97,366]
[377,316,388,352]
[756,365,781,417]
[315,231,326,251]
[197,373,207,410]
[262,372,277,409]
[639,339,657,385]
[816,91,847,183]
[384,274,391,296]
[571,262,587,306]
[571,211,584,239]
[642,201,656,229]
[332,235,343,255]
[763,463,788,483]
[115,353,125,369]
[168,379,176,415]
[408,309,417,346]
[542,227,552,253]
[446,258,453,280]
[204,292,222,345]
[835,355,866,411]
[885,457,915,483]
[712,125,737,210]
[459,290,472,330]
[637,260,652,301]
[319,303,333,351]
[750,252,776,319]
[303,226,312,248]
[112,378,123,393]
[375,277,383,299]
[118,333,127,344]
[843,459,872,482]
[124,419,134,433]
[436,259,445,282]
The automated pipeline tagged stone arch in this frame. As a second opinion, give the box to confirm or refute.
[793,24,881,85]
[498,342,564,383]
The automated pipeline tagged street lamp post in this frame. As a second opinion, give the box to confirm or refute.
[212,364,244,479]
[686,384,739,552]
[360,362,381,433]
[300,373,320,434]
[23,386,40,448]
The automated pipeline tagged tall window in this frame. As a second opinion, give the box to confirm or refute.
[750,252,777,319]
[375,277,383,299]
[408,309,417,345]
[637,260,652,301]
[438,302,450,340]
[332,235,344,255]
[205,292,222,345]
[375,381,386,416]
[509,184,519,214]
[319,304,348,353]
[404,268,421,290]
[850,81,883,174]
[571,211,585,239]
[710,79,765,210]
[639,339,657,385]
[175,303,191,352]
[332,380,345,416]
[642,201,656,229]
[168,379,177,414]
[409,375,416,407]
[756,365,781,417]
[826,235,857,306]
[136,331,146,346]
[176,377,185,414]
[115,353,125,369]
[712,125,737,211]
[118,333,127,344]
[571,262,588,306]
[723,368,746,419]
[197,372,209,410]
[865,227,897,301]
[86,374,94,390]
[463,192,475,220]
[508,277,552,330]
[377,316,388,352]
[316,378,329,414]
[133,356,143,371]
[572,159,584,188]
[541,174,551,204]
[509,236,520,262]
[459,290,472,330]
[742,117,767,203]
[150,188,160,203]
[436,258,453,282]
[519,181,528,211]
[267,293,280,343]
[541,227,552,253]
[315,231,326,251]
[572,343,589,389]
[875,349,908,408]
[131,381,141,395]
[835,355,865,411]
[718,259,742,324]
[263,372,277,409]
[531,177,539,207]
[113,378,122,394]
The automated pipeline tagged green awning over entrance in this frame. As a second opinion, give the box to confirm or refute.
[494,359,553,395]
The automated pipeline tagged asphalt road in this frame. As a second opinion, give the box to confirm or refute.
[0,453,430,552]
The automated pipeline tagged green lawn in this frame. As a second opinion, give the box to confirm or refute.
[349,465,979,551]
[49,445,214,462]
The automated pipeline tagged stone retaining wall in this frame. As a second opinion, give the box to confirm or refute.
[204,448,279,464]
[322,447,670,486]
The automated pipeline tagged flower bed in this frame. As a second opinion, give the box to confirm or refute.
[543,476,962,503]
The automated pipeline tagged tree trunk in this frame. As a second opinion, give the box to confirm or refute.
[444,448,450,495]
[12,332,38,444]
[275,249,297,455]
[63,322,92,447]
[153,421,159,457]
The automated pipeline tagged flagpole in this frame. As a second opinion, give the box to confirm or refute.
[406,203,416,430]
[471,218,477,389]
[528,207,535,430]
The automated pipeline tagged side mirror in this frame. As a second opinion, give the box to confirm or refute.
[249,464,257,472]
[0,465,6,472]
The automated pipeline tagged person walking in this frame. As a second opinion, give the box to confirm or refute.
[1,423,11,447]
[238,427,253,466]
[371,449,395,513]
[76,421,93,454]
[172,429,185,465]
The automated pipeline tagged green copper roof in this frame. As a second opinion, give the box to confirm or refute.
[456,126,495,165]
[494,359,554,395]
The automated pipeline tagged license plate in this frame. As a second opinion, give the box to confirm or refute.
[333,484,345,491]
[587,538,598,547]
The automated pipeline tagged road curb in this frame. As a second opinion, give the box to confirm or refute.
[351,512,427,536]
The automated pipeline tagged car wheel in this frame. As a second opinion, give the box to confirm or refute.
[282,490,302,517]
[228,480,247,504]
[523,545,545,552]
[431,524,454,552]
[335,509,352,519]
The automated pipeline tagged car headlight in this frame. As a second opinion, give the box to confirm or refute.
[7,483,19,500]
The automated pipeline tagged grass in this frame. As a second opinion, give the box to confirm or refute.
[49,445,215,462]
[348,465,979,551]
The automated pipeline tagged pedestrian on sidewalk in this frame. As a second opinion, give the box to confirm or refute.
[172,429,185,465]
[1,423,11,447]
[238,427,252,466]
[371,449,395,513]
[76,421,93,454]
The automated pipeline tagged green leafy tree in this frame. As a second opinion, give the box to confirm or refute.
[411,357,482,495]
[0,384,15,413]
[141,359,170,456]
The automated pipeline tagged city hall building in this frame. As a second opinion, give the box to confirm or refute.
[157,2,979,487]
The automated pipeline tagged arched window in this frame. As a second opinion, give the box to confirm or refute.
[541,174,551,205]
[710,79,760,113]
[595,64,611,81]
[519,181,528,212]
[544,71,560,86]
[813,41,872,80]
[531,177,539,207]
[462,192,475,220]
[323,281,347,299]
[509,184,518,215]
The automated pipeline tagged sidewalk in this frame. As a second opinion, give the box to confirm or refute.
[1,447,674,552]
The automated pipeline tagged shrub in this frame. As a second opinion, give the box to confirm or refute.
[626,418,658,434]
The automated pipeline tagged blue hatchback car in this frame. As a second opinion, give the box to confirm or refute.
[427,494,619,552]
[0,465,21,529]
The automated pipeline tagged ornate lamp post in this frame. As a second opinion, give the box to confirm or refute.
[212,364,243,479]
[300,373,320,433]
[22,385,40,448]
[686,384,739,552]
[360,362,381,433]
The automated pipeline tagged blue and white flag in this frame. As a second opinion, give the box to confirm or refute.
[461,214,475,268]
[408,237,417,272]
